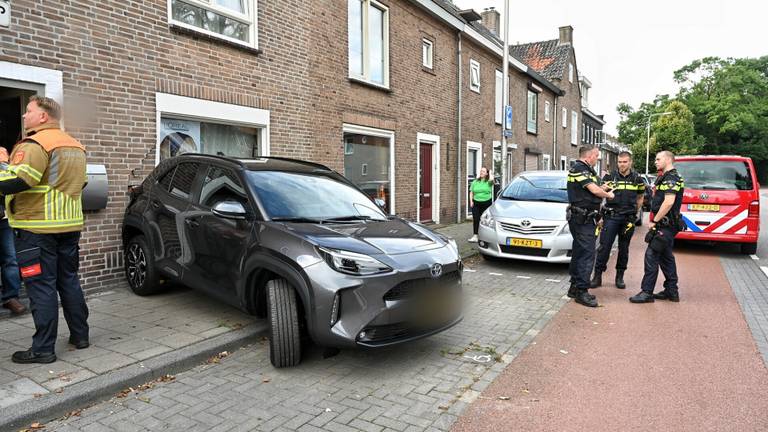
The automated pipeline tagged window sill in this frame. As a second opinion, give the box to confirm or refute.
[349,77,392,93]
[422,66,436,75]
[526,130,538,136]
[170,24,261,55]
[470,87,481,94]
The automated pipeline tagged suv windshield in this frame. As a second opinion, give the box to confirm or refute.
[675,161,753,191]
[501,174,568,203]
[247,171,388,221]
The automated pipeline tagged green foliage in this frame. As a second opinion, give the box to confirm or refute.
[617,55,768,181]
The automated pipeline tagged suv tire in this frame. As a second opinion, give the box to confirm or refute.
[125,235,162,296]
[741,242,758,255]
[267,278,302,368]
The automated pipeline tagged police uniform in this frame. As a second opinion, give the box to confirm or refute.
[1,123,89,362]
[592,170,645,288]
[566,160,602,306]
[638,169,684,301]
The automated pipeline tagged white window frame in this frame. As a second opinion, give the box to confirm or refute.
[466,141,483,217]
[416,133,441,224]
[568,63,574,83]
[571,110,578,145]
[155,93,270,165]
[560,155,568,170]
[167,0,259,50]
[544,100,551,122]
[422,38,434,69]
[562,107,568,128]
[526,90,538,134]
[469,59,481,93]
[342,123,396,215]
[361,163,368,176]
[542,154,551,171]
[348,0,390,89]
[494,70,503,124]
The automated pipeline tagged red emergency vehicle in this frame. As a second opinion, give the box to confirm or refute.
[673,155,760,254]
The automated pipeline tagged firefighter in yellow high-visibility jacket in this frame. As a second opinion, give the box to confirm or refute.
[1,96,89,364]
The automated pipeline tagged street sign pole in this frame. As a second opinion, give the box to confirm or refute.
[500,0,510,187]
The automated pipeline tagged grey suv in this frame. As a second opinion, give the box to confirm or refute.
[122,155,463,367]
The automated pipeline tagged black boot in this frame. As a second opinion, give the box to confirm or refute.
[629,291,655,303]
[568,284,595,300]
[575,290,598,308]
[590,272,602,288]
[615,271,626,289]
[653,291,680,302]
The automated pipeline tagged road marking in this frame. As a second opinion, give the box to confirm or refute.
[489,272,503,276]
[751,255,759,260]
[463,269,477,272]
[761,266,768,279]
[516,275,531,279]
[546,279,561,283]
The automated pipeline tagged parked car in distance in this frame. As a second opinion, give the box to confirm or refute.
[122,155,463,367]
[477,170,573,263]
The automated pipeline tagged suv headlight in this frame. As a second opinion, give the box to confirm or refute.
[319,247,391,276]
[479,211,495,228]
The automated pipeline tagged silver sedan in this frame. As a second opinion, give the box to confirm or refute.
[477,170,573,263]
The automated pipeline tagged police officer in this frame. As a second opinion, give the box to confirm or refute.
[0,96,89,364]
[630,151,684,303]
[590,151,645,289]
[567,146,615,307]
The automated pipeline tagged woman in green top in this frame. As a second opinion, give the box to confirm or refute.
[469,167,493,242]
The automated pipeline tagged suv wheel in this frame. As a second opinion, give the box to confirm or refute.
[125,235,162,296]
[740,242,758,255]
[267,278,302,368]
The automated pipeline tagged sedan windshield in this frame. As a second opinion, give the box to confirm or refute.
[247,171,388,221]
[501,174,568,203]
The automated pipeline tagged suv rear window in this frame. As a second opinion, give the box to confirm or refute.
[675,161,753,191]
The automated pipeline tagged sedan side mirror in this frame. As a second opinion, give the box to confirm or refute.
[211,200,247,220]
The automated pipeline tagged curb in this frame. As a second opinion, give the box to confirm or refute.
[0,321,270,431]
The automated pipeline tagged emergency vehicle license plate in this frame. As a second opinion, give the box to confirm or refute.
[507,238,542,248]
[688,204,720,212]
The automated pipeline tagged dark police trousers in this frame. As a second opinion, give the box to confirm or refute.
[594,215,635,273]
[568,220,597,289]
[15,229,89,354]
[640,226,679,295]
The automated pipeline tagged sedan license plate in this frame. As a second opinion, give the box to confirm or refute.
[507,238,542,248]
[688,204,720,212]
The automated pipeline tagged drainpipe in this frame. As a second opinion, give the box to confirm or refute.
[456,32,463,223]
[553,96,558,169]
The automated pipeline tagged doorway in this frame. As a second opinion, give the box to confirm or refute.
[419,142,433,222]
[417,133,440,223]
[0,86,38,154]
[466,141,482,218]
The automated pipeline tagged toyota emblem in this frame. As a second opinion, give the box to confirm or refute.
[521,219,532,227]
[430,263,443,279]
[700,193,709,200]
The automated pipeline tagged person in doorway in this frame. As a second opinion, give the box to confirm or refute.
[468,167,493,242]
[0,178,26,315]
[0,96,89,364]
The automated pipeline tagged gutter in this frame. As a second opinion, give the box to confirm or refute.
[456,32,463,223]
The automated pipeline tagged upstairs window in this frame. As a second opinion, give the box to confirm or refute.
[495,70,503,124]
[348,0,390,88]
[527,90,538,134]
[562,107,567,128]
[571,111,578,144]
[568,63,574,83]
[544,101,551,122]
[469,59,481,93]
[170,0,258,49]
[422,38,434,69]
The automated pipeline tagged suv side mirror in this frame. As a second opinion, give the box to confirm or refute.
[211,200,247,220]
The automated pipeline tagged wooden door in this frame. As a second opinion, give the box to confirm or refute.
[419,143,433,222]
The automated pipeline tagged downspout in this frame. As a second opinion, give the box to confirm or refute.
[553,96,558,169]
[456,32,463,223]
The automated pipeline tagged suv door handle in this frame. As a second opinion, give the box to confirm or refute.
[185,219,199,228]
[151,201,161,209]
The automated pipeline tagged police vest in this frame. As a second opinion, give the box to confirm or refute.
[604,170,644,215]
[5,128,87,234]
[567,160,602,211]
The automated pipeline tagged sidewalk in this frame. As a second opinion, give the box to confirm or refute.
[452,225,768,431]
[0,285,267,430]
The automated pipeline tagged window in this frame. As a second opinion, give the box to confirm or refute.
[169,0,258,49]
[469,60,480,93]
[169,162,200,200]
[560,155,568,170]
[568,63,574,83]
[343,126,394,213]
[159,166,176,191]
[199,165,247,208]
[544,101,551,122]
[542,154,551,171]
[159,117,260,161]
[422,38,433,69]
[348,0,389,87]
[571,111,578,144]
[526,90,538,134]
[495,70,503,124]
[562,108,567,128]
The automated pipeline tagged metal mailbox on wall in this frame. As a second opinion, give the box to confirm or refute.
[82,164,108,211]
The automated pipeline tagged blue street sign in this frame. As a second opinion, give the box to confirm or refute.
[503,129,513,138]
[504,105,513,130]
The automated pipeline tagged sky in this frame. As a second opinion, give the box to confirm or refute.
[453,0,767,135]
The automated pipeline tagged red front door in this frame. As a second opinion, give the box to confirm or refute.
[420,143,433,222]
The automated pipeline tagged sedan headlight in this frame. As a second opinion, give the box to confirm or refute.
[479,211,495,228]
[560,223,571,235]
[319,247,392,276]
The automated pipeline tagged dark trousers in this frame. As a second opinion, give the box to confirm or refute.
[471,199,492,235]
[640,226,679,295]
[0,219,22,302]
[15,229,89,354]
[568,221,597,290]
[594,215,635,273]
